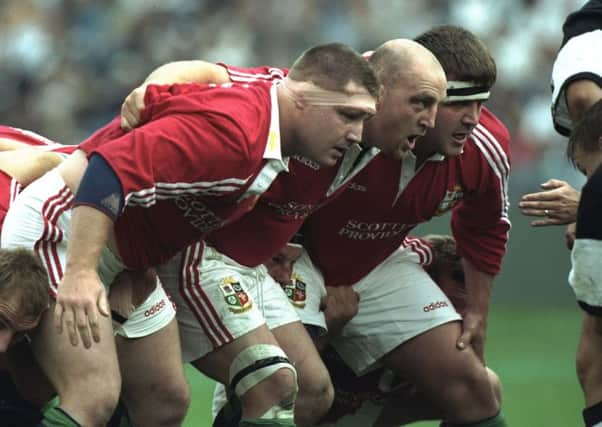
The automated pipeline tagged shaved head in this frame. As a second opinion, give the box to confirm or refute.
[369,39,445,90]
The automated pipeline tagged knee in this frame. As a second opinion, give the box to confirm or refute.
[154,378,191,424]
[296,371,334,421]
[231,345,298,420]
[62,373,121,424]
[261,366,299,404]
[127,377,191,426]
[450,363,498,402]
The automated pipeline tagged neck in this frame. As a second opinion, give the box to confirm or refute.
[413,139,436,170]
[277,85,297,158]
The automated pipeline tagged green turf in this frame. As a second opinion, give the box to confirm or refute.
[183,305,585,426]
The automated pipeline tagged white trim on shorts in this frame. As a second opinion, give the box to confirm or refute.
[294,244,460,376]
[158,242,299,363]
[2,169,174,339]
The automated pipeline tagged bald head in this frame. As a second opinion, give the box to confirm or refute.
[369,39,445,90]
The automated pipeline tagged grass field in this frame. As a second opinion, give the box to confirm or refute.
[182,304,584,426]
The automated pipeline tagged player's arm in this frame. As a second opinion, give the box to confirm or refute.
[456,259,492,362]
[0,150,62,186]
[56,154,123,348]
[0,137,37,151]
[121,61,231,130]
[316,286,359,350]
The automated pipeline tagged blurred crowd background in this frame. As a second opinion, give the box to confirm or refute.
[0,0,587,201]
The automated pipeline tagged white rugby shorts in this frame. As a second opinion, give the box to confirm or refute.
[1,169,174,338]
[569,238,602,310]
[292,244,461,375]
[157,241,299,363]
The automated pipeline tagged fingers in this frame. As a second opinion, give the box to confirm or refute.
[120,87,146,130]
[530,217,565,227]
[540,179,566,189]
[54,299,106,348]
[76,306,92,348]
[97,291,110,317]
[456,330,470,350]
[54,303,65,335]
[520,190,560,203]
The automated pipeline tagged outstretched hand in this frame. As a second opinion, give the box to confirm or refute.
[519,179,580,226]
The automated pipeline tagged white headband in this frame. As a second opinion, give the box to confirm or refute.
[445,80,490,102]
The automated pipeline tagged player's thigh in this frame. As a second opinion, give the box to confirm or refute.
[332,255,460,375]
[272,321,330,392]
[382,320,483,391]
[115,317,188,404]
[29,302,119,394]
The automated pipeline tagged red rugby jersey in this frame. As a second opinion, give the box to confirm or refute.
[302,108,511,286]
[79,82,286,269]
[205,65,378,266]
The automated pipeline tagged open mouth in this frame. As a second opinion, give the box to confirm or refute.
[406,134,420,149]
[333,146,348,157]
[451,132,469,144]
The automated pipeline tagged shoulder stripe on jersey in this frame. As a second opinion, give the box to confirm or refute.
[471,126,510,223]
[124,176,252,207]
[178,242,233,347]
[401,237,433,266]
[228,67,285,83]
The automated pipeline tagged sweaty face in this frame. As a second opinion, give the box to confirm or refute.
[264,244,304,286]
[365,70,447,160]
[420,100,483,158]
[297,81,376,167]
[572,142,602,178]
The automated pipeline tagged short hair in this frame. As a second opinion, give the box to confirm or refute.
[0,248,49,328]
[415,25,497,90]
[368,43,414,89]
[288,43,381,99]
[567,98,602,163]
[422,234,465,285]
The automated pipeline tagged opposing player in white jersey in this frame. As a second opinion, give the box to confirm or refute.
[2,44,379,427]
[564,100,602,427]
[122,40,446,426]
[519,0,602,237]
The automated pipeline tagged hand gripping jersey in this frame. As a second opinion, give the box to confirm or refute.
[205,65,379,267]
[0,126,76,228]
[302,107,511,286]
[78,82,287,269]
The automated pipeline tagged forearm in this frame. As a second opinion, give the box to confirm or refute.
[462,258,493,319]
[64,205,113,274]
[143,60,231,85]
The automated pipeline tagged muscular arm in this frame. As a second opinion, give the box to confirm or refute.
[0,137,36,151]
[56,205,112,348]
[457,259,493,363]
[143,60,231,85]
[121,61,231,130]
[0,150,62,186]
